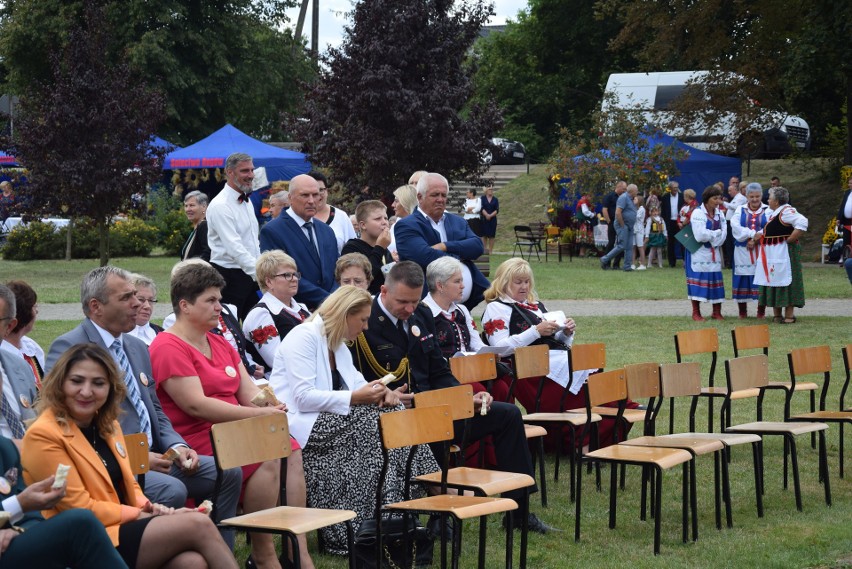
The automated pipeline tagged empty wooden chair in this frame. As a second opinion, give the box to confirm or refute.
[722,354,831,511]
[379,404,519,569]
[209,414,356,569]
[574,368,694,555]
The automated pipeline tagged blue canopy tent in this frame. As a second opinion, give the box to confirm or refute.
[164,124,310,181]
[0,152,19,167]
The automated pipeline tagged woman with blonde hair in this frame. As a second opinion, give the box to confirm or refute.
[267,286,437,555]
[22,343,236,569]
[388,184,418,259]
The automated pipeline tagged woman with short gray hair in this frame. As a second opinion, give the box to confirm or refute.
[753,186,808,323]
[730,183,769,318]
[181,190,210,261]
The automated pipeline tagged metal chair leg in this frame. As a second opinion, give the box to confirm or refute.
[751,442,764,517]
[819,431,832,507]
[788,436,803,512]
[653,466,663,555]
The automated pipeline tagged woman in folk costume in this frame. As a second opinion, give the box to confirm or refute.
[730,182,769,318]
[753,186,808,324]
[687,186,727,321]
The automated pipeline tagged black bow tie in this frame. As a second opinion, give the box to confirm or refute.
[237,190,253,203]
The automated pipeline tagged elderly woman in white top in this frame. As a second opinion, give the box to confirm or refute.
[268,286,437,555]
[243,251,310,372]
[730,182,769,318]
[126,274,163,345]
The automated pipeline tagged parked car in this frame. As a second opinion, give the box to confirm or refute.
[482,137,526,165]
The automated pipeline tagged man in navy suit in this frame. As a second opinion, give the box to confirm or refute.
[660,180,686,268]
[259,174,339,310]
[46,266,241,548]
[395,172,489,310]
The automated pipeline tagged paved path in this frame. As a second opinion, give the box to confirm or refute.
[39,298,852,321]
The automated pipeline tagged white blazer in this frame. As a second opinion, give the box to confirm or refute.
[268,316,367,446]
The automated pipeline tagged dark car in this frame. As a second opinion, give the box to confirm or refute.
[482,137,526,165]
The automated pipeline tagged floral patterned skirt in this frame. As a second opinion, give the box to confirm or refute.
[303,404,439,555]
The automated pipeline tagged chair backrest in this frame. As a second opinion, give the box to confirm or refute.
[731,324,770,357]
[788,345,832,377]
[124,432,149,476]
[624,362,660,400]
[514,344,550,380]
[474,254,490,278]
[210,414,291,470]
[414,385,474,421]
[659,362,702,398]
[450,353,497,384]
[379,405,454,450]
[725,354,769,392]
[675,328,719,356]
[586,368,627,408]
[571,343,606,373]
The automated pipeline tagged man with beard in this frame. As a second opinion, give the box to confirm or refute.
[206,153,261,320]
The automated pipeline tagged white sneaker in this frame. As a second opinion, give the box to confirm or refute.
[637,264,647,270]
[630,265,637,270]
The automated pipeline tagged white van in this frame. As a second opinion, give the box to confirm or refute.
[603,71,811,157]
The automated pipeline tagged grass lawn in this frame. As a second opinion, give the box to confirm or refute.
[28,316,852,569]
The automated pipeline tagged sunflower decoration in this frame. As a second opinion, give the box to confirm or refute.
[171,171,182,187]
[200,168,210,182]
[184,169,200,189]
[214,168,224,183]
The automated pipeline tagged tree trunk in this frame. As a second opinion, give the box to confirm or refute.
[64,216,74,261]
[845,70,852,165]
[98,217,110,266]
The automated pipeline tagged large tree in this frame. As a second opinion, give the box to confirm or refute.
[595,0,852,163]
[293,0,502,194]
[6,5,166,265]
[472,0,634,160]
[0,0,312,144]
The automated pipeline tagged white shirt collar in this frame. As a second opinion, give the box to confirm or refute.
[377,295,401,328]
[423,293,457,319]
[90,318,122,348]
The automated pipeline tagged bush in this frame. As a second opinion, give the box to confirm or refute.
[1,221,65,260]
[110,218,158,256]
[147,186,191,255]
[2,217,158,259]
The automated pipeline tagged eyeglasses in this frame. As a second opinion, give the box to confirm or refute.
[275,272,301,281]
[137,297,158,305]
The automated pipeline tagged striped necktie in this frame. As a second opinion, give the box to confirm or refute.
[110,340,152,445]
[0,362,26,439]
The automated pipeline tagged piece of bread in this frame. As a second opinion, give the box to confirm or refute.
[378,373,396,386]
[250,386,280,407]
[52,464,71,489]
[197,500,214,514]
[162,448,180,462]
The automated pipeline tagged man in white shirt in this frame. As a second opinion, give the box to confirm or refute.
[660,181,685,267]
[206,152,261,320]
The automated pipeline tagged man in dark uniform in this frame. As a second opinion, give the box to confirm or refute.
[349,261,553,533]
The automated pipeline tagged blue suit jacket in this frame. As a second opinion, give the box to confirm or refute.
[259,213,339,309]
[0,349,38,427]
[395,208,489,309]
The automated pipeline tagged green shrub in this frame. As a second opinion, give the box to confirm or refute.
[147,186,191,255]
[1,220,65,260]
[110,218,158,256]
[3,217,158,260]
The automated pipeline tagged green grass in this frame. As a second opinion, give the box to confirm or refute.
[30,316,852,569]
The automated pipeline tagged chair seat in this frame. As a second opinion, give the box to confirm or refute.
[565,407,641,422]
[726,421,829,435]
[523,412,602,425]
[620,435,724,455]
[661,432,761,446]
[766,380,819,392]
[385,494,517,520]
[700,387,762,399]
[789,411,852,422]
[586,445,692,469]
[415,467,535,495]
[220,506,356,535]
[524,424,548,439]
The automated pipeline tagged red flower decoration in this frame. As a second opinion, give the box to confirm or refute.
[483,319,506,336]
[250,325,279,345]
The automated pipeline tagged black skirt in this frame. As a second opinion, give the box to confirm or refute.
[117,516,156,568]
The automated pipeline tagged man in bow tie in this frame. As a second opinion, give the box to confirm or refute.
[206,152,261,320]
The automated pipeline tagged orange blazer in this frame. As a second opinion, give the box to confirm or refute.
[21,408,149,546]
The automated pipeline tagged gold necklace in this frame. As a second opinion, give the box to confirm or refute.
[87,424,108,468]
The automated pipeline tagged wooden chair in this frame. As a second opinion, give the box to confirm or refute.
[843,345,852,413]
[515,344,602,503]
[574,369,694,555]
[474,253,491,279]
[722,355,831,511]
[124,432,149,493]
[656,362,765,525]
[413,385,536,569]
[450,353,548,507]
[378,405,519,569]
[785,345,852,478]
[731,324,818,420]
[618,363,728,536]
[674,328,760,433]
[512,225,540,261]
[209,415,356,569]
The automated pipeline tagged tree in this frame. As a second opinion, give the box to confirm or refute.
[0,0,311,144]
[292,0,502,194]
[471,0,635,160]
[5,5,166,265]
[595,0,852,163]
[548,99,688,205]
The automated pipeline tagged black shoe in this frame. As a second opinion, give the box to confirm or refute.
[427,514,454,543]
[600,260,610,270]
[503,513,560,534]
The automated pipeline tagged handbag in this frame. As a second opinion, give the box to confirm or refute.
[353,516,435,569]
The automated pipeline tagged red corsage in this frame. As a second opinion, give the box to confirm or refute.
[483,319,506,336]
[250,325,279,345]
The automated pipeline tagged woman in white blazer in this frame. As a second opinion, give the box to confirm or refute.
[267,286,438,556]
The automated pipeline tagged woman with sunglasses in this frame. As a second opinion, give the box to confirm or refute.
[243,251,311,373]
